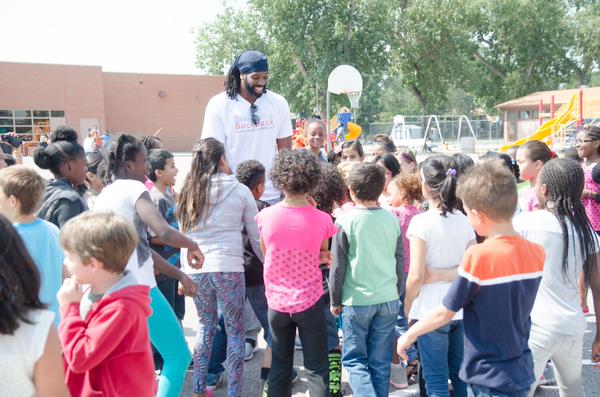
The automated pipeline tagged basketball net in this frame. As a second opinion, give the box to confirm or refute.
[346,91,361,109]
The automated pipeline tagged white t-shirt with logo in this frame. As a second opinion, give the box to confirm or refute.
[201,91,293,201]
[94,179,156,287]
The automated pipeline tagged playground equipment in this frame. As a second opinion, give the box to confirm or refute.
[500,90,600,152]
[326,65,363,150]
[389,114,478,152]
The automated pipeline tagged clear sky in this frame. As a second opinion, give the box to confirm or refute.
[1,0,244,75]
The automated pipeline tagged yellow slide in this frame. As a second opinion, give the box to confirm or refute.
[500,94,579,151]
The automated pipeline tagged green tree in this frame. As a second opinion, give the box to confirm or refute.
[195,0,397,126]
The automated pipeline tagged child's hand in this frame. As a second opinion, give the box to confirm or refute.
[396,334,415,362]
[319,250,332,266]
[57,276,83,306]
[187,246,204,269]
[178,274,197,297]
[330,305,342,317]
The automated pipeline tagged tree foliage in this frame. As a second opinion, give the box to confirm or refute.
[195,0,600,121]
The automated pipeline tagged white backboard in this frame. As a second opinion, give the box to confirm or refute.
[327,65,362,94]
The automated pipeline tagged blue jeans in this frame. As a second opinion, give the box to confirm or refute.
[341,300,400,397]
[417,320,466,397]
[395,289,418,363]
[467,384,528,397]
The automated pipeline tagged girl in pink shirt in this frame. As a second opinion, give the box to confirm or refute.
[256,149,337,397]
[386,172,423,387]
[576,124,600,314]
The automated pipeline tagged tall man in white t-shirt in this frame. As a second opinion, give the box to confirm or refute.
[201,50,293,204]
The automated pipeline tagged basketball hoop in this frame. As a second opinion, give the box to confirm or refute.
[346,91,361,109]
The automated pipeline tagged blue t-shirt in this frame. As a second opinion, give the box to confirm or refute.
[442,236,545,392]
[14,218,64,327]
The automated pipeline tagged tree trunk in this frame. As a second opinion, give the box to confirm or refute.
[344,0,356,53]
[473,51,505,78]
[409,83,427,112]
[292,55,308,79]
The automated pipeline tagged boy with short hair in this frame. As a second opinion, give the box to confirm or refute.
[330,163,404,397]
[147,148,185,321]
[58,211,155,397]
[0,165,63,326]
[397,161,546,397]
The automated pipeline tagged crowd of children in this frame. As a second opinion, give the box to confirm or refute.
[1,122,600,397]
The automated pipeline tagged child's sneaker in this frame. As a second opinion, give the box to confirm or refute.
[206,373,223,391]
[328,350,342,397]
[390,362,409,389]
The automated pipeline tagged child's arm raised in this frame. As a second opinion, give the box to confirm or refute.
[404,236,426,317]
[330,228,349,316]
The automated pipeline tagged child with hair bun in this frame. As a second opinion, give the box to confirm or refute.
[34,126,88,228]
[257,149,337,396]
[404,154,476,397]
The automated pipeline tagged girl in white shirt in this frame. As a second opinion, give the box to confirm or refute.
[514,158,600,396]
[0,215,69,397]
[95,134,204,397]
[405,155,475,397]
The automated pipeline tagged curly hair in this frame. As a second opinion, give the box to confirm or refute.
[271,149,320,195]
[312,163,347,214]
[236,160,266,190]
[390,173,423,204]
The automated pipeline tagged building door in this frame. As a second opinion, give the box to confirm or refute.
[80,118,100,137]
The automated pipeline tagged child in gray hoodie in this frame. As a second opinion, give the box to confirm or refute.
[178,137,263,397]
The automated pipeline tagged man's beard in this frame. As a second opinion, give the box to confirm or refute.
[244,79,267,99]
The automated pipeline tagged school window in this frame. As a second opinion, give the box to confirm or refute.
[0,109,63,140]
[518,111,531,120]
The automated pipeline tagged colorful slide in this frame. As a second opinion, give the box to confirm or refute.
[500,94,579,152]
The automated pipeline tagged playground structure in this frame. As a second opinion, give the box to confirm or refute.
[367,115,502,153]
[500,89,600,152]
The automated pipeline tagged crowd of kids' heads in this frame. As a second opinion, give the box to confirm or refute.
[5,118,600,396]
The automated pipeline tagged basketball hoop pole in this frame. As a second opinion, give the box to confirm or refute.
[326,91,331,151]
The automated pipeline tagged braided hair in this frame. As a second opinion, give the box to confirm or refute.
[539,158,598,283]
[420,154,458,216]
[103,134,145,184]
[225,57,242,100]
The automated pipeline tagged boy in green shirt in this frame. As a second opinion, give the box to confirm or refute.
[330,163,404,397]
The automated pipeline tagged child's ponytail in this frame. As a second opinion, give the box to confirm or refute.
[177,138,225,232]
[102,134,144,185]
[420,154,459,216]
